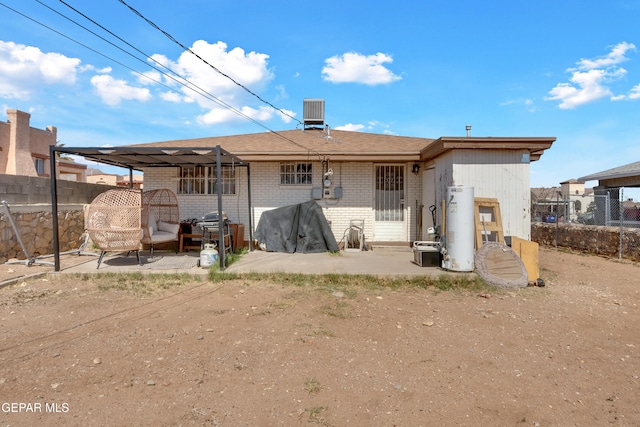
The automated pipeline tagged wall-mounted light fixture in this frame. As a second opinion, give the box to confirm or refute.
[412,163,421,175]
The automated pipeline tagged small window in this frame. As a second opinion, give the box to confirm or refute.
[280,162,312,185]
[208,165,236,195]
[178,166,206,195]
[177,166,236,195]
[34,158,45,175]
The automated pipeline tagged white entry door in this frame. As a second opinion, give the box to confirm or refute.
[374,164,406,241]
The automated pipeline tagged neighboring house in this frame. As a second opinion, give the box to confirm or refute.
[87,168,144,189]
[579,161,640,225]
[133,127,554,245]
[0,108,86,181]
[560,179,594,222]
[531,180,595,223]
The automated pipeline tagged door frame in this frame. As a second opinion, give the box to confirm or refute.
[373,163,407,241]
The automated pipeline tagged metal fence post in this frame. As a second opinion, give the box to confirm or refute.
[555,191,560,248]
[619,188,624,260]
[604,191,611,227]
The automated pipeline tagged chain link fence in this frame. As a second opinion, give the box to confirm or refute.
[532,187,640,261]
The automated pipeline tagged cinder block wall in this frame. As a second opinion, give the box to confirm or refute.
[0,174,118,263]
[0,174,114,205]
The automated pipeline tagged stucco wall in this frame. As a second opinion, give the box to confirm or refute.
[0,110,57,177]
[0,120,9,173]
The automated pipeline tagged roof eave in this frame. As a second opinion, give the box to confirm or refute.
[420,137,555,162]
[236,152,421,162]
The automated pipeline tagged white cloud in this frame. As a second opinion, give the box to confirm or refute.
[546,42,637,109]
[367,120,395,131]
[629,83,640,100]
[274,84,288,101]
[574,41,635,70]
[138,69,162,85]
[500,98,536,112]
[0,40,81,100]
[90,74,151,106]
[322,52,401,85]
[276,108,296,123]
[146,40,283,125]
[162,40,272,105]
[196,105,274,125]
[160,91,182,103]
[335,123,366,131]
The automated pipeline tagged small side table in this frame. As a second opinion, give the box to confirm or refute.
[179,233,202,252]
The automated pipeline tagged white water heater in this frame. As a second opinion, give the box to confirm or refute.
[443,186,475,272]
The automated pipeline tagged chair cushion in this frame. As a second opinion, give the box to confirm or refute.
[149,210,158,232]
[157,221,179,235]
[150,230,177,243]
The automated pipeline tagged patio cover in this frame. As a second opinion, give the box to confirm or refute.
[578,160,640,188]
[48,145,253,271]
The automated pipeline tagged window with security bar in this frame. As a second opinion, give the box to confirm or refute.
[207,165,236,194]
[177,166,236,195]
[280,162,312,185]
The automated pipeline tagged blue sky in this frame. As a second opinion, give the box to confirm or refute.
[1,0,639,190]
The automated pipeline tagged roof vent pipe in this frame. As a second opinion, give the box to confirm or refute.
[465,124,471,137]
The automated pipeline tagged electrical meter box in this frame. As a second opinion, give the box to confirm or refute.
[322,186,343,199]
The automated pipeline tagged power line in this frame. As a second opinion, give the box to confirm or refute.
[56,0,316,154]
[0,2,155,85]
[0,0,316,155]
[116,0,301,126]
[2,0,284,138]
[38,0,272,130]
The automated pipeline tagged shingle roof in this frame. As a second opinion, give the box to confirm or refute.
[131,129,555,162]
[131,128,433,162]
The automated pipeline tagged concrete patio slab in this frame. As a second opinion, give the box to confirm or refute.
[225,248,447,276]
[4,247,472,284]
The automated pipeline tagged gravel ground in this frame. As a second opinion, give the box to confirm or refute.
[0,247,639,426]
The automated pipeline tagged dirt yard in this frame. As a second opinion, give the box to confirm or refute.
[1,247,639,426]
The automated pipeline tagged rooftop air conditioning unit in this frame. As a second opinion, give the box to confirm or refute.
[303,98,325,128]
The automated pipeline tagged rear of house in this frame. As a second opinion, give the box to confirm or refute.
[137,129,554,247]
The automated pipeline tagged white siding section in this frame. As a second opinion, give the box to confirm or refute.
[450,149,531,240]
[421,165,436,238]
[432,153,454,229]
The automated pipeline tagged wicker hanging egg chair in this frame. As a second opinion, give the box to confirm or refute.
[86,188,143,269]
[140,189,180,256]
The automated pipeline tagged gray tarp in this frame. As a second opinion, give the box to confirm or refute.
[254,200,339,253]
